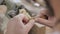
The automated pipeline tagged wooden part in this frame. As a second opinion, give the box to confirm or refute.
[19,9,32,19]
[29,23,46,34]
[46,27,53,34]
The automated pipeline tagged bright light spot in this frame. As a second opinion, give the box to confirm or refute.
[34,3,40,7]
[13,0,21,3]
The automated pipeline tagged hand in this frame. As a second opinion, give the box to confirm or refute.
[35,16,57,28]
[6,14,35,34]
[35,9,58,28]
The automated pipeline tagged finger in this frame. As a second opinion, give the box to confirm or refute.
[14,14,26,27]
[23,16,29,24]
[15,14,29,23]
[7,14,26,29]
[6,15,26,34]
[35,18,53,27]
[25,19,35,33]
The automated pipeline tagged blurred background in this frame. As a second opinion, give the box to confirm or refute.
[0,0,54,34]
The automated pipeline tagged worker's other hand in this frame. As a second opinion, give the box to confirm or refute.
[6,14,35,34]
[35,9,57,28]
[35,16,57,28]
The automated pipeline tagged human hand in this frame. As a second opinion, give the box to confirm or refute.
[6,14,35,34]
[35,9,57,28]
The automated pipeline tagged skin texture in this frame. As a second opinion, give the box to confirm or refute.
[6,8,59,34]
[4,0,60,34]
[49,0,60,19]
[35,1,60,33]
[6,14,35,34]
[35,9,58,28]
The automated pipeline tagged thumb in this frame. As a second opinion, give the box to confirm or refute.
[16,14,29,24]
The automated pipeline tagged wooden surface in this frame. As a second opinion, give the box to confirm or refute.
[46,27,53,34]
[29,23,46,34]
